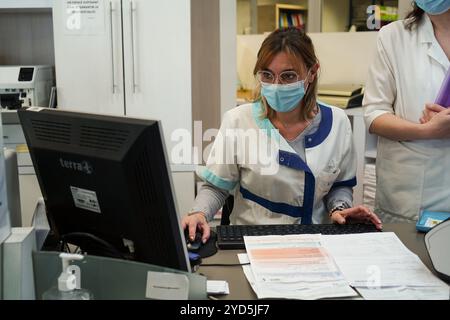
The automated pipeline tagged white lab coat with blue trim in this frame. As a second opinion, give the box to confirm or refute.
[197,102,357,225]
[364,15,450,222]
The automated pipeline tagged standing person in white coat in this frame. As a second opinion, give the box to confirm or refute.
[364,0,450,223]
[183,27,382,243]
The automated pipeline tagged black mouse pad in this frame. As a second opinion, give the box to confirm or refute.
[196,230,218,258]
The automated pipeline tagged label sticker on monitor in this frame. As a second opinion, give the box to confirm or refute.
[27,107,45,112]
[145,271,189,300]
[70,186,101,213]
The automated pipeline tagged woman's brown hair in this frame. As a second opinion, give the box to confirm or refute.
[252,27,319,122]
[404,2,424,30]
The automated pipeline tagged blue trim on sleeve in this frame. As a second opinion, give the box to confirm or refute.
[240,186,305,218]
[331,177,357,188]
[305,104,333,148]
[199,168,238,191]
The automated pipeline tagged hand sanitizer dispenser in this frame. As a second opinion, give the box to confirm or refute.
[42,253,93,300]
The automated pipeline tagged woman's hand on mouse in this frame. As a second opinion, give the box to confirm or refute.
[181,212,210,243]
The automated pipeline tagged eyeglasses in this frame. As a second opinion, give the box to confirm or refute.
[256,70,300,85]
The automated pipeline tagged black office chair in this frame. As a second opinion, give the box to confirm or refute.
[220,196,234,225]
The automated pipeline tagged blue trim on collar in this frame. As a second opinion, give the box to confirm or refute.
[331,177,357,189]
[240,186,305,218]
[252,101,333,148]
[305,104,333,148]
[251,102,280,142]
[278,150,311,173]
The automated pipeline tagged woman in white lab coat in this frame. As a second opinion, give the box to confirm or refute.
[363,0,450,223]
[184,27,382,242]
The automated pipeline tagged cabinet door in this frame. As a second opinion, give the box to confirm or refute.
[53,0,124,115]
[122,0,192,164]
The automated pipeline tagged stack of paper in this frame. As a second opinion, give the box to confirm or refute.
[241,234,358,300]
[322,232,450,300]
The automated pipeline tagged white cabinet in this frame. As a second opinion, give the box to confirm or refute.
[52,0,125,116]
[52,0,194,215]
[121,0,192,151]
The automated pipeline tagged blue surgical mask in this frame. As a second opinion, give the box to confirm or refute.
[415,0,450,15]
[261,80,307,113]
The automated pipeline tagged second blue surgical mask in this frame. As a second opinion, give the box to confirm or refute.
[415,0,450,15]
[261,80,307,113]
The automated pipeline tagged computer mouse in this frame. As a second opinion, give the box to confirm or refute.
[184,229,218,258]
[185,231,203,252]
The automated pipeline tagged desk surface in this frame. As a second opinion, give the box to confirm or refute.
[198,223,441,300]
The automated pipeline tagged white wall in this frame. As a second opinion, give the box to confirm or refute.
[322,0,350,32]
[237,34,264,90]
[308,32,378,85]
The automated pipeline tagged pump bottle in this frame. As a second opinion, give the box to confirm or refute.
[42,253,93,300]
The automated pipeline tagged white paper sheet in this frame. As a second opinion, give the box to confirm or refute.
[239,234,358,300]
[322,232,449,300]
[238,253,357,300]
[244,234,345,283]
[238,232,449,300]
[356,286,450,300]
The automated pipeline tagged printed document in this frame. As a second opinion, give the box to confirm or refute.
[322,232,449,300]
[242,234,357,299]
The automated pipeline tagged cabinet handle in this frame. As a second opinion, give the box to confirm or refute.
[130,0,137,93]
[109,1,117,94]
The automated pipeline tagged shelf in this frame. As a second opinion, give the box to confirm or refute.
[276,4,306,11]
[276,4,307,29]
[258,3,307,34]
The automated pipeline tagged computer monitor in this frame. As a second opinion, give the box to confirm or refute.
[18,107,191,272]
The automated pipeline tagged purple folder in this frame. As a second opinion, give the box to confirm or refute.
[436,68,450,108]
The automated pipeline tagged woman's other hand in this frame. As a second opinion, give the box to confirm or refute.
[422,106,450,139]
[419,103,446,124]
[330,205,383,230]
